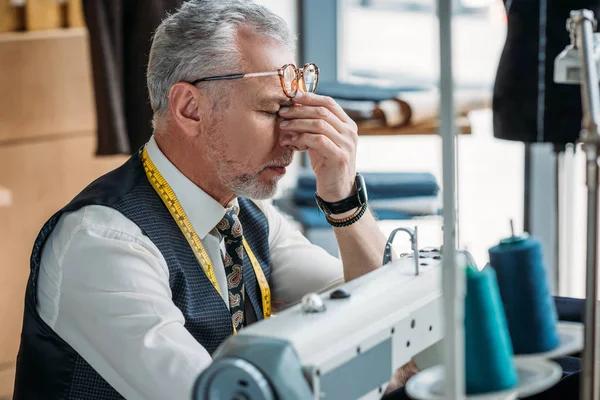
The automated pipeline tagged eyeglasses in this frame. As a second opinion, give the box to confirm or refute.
[189,62,319,98]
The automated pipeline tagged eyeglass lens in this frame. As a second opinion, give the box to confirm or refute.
[301,63,318,93]
[281,64,318,97]
[282,65,299,97]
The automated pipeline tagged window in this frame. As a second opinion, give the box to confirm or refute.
[338,0,507,89]
[302,0,508,88]
[301,0,528,274]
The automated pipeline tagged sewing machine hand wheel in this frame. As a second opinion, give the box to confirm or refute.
[382,226,419,275]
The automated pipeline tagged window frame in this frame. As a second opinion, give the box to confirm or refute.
[299,0,342,83]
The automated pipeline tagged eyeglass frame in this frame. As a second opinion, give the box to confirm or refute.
[188,62,319,98]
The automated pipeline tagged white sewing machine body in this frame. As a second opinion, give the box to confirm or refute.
[193,249,469,400]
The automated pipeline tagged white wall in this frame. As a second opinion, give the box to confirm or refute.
[253,0,298,37]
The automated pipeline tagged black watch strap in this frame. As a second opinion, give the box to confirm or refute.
[315,173,368,215]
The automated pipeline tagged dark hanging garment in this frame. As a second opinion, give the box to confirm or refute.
[493,0,600,147]
[82,0,184,155]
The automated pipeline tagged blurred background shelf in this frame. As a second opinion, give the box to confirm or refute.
[358,116,472,136]
[0,28,95,144]
[0,0,84,33]
[0,23,127,399]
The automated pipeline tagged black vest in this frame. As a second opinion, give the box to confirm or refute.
[13,151,271,399]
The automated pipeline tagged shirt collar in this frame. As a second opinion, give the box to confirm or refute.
[145,135,235,240]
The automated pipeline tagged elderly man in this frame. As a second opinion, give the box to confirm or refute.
[13,1,416,399]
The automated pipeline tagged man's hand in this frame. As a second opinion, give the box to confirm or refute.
[278,90,382,281]
[278,91,359,203]
[385,359,420,395]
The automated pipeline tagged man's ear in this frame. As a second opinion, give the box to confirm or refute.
[168,83,207,137]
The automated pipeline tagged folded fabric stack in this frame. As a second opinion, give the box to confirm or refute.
[315,80,491,130]
[291,170,441,229]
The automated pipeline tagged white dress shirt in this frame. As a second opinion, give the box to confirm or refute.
[36,135,344,400]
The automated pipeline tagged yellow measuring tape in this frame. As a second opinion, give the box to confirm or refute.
[141,146,271,333]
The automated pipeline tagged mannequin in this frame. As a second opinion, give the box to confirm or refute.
[493,0,600,146]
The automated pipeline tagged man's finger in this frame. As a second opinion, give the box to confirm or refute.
[384,360,420,394]
[280,118,352,150]
[280,132,343,161]
[291,91,355,126]
[279,105,348,135]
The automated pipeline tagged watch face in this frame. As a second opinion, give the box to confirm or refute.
[316,196,332,215]
[356,173,368,204]
[315,173,368,215]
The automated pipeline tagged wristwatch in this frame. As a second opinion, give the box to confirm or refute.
[315,173,368,215]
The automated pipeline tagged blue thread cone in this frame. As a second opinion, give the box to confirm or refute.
[465,266,518,394]
[488,235,560,354]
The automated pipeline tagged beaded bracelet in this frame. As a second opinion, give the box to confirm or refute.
[325,203,368,228]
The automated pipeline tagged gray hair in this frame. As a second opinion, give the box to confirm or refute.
[147,0,296,128]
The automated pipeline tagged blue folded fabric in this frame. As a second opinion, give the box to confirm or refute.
[316,80,428,102]
[295,171,439,205]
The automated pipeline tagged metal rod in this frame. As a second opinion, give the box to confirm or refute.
[456,129,460,248]
[555,149,561,295]
[576,19,600,137]
[438,0,464,398]
[571,9,600,400]
[581,146,600,400]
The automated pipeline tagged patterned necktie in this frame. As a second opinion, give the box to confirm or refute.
[216,205,245,331]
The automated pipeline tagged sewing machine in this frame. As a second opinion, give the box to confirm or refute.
[191,6,600,399]
[193,228,474,400]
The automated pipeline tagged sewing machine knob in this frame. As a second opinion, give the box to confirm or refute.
[193,358,274,400]
[301,293,326,313]
[330,288,351,299]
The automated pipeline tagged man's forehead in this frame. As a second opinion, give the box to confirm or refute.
[238,27,294,67]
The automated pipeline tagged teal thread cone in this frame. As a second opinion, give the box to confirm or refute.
[465,266,518,394]
[488,236,560,354]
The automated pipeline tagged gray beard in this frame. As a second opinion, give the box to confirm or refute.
[228,172,281,199]
[213,154,292,200]
[205,124,293,200]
